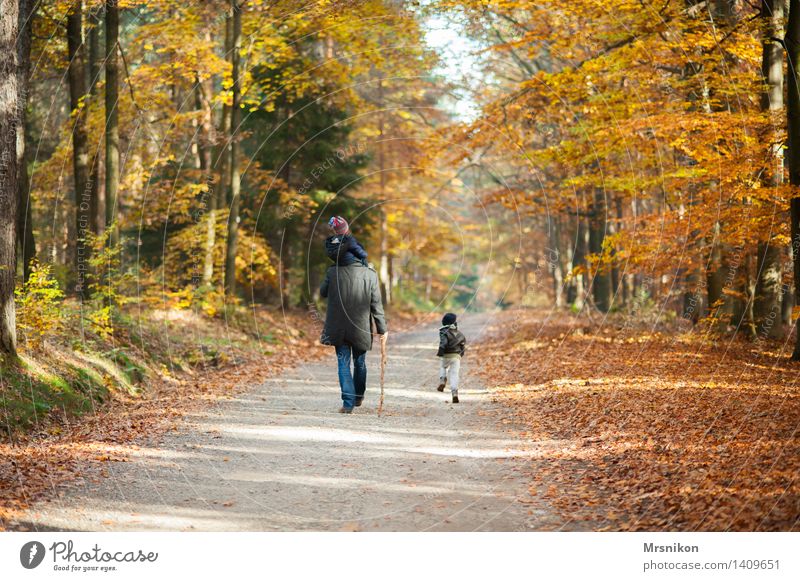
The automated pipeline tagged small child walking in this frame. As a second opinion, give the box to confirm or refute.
[437,312,466,403]
[325,216,368,267]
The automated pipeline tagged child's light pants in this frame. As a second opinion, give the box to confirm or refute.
[439,355,461,394]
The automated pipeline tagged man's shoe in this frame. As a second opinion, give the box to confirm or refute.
[339,407,353,414]
[452,393,459,404]
[437,382,446,392]
[354,397,364,407]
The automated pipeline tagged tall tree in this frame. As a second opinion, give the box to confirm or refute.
[87,5,102,234]
[706,221,725,326]
[548,215,565,308]
[788,0,800,358]
[224,0,242,297]
[215,9,232,210]
[589,188,611,312]
[0,0,20,355]
[16,0,35,282]
[571,217,588,310]
[755,0,785,338]
[105,0,120,247]
[196,72,216,286]
[377,76,391,304]
[67,0,91,294]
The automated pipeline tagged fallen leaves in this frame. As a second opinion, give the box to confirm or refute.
[477,310,800,531]
[0,310,328,530]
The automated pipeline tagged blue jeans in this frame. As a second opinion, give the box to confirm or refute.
[335,344,367,409]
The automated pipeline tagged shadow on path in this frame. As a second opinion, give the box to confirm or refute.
[20,315,557,531]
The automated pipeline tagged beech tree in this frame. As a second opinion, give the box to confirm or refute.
[105,0,119,247]
[67,0,91,292]
[788,0,800,358]
[16,0,35,283]
[1,0,20,355]
[754,0,785,339]
[224,0,242,297]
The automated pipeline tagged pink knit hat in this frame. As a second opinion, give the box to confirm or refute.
[328,216,349,235]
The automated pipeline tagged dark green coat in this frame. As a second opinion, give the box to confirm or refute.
[320,263,387,352]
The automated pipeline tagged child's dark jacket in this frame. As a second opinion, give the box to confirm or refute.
[437,324,466,357]
[325,234,368,266]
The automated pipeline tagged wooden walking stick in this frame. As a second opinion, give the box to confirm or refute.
[378,333,387,415]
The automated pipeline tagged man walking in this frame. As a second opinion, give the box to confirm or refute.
[320,261,387,413]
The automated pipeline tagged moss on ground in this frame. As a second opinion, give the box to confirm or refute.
[0,356,109,434]
[0,303,310,437]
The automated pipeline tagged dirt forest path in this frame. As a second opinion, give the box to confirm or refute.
[18,315,553,532]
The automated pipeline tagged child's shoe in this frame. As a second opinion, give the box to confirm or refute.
[437,380,446,392]
[452,392,459,404]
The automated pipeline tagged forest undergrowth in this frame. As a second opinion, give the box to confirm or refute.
[0,303,331,530]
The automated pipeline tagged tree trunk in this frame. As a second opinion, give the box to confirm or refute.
[379,211,391,303]
[608,198,619,303]
[632,273,642,303]
[425,272,432,303]
[302,220,321,305]
[279,108,293,306]
[16,0,35,282]
[68,2,92,295]
[571,216,587,310]
[87,5,102,234]
[88,6,101,91]
[782,281,795,328]
[744,252,758,339]
[787,0,800,357]
[731,252,758,338]
[215,9,232,209]
[756,243,783,337]
[224,0,242,297]
[589,189,611,312]
[1,0,20,355]
[754,0,785,338]
[706,233,724,309]
[682,267,702,324]
[195,75,217,287]
[377,76,391,304]
[104,0,120,247]
[282,238,291,307]
[706,222,725,327]
[17,144,34,280]
[781,245,794,327]
[612,196,624,306]
[548,215,564,308]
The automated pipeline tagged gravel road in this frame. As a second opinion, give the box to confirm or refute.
[19,315,554,531]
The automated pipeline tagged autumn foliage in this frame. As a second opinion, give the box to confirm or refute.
[1,0,800,533]
[441,0,798,342]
